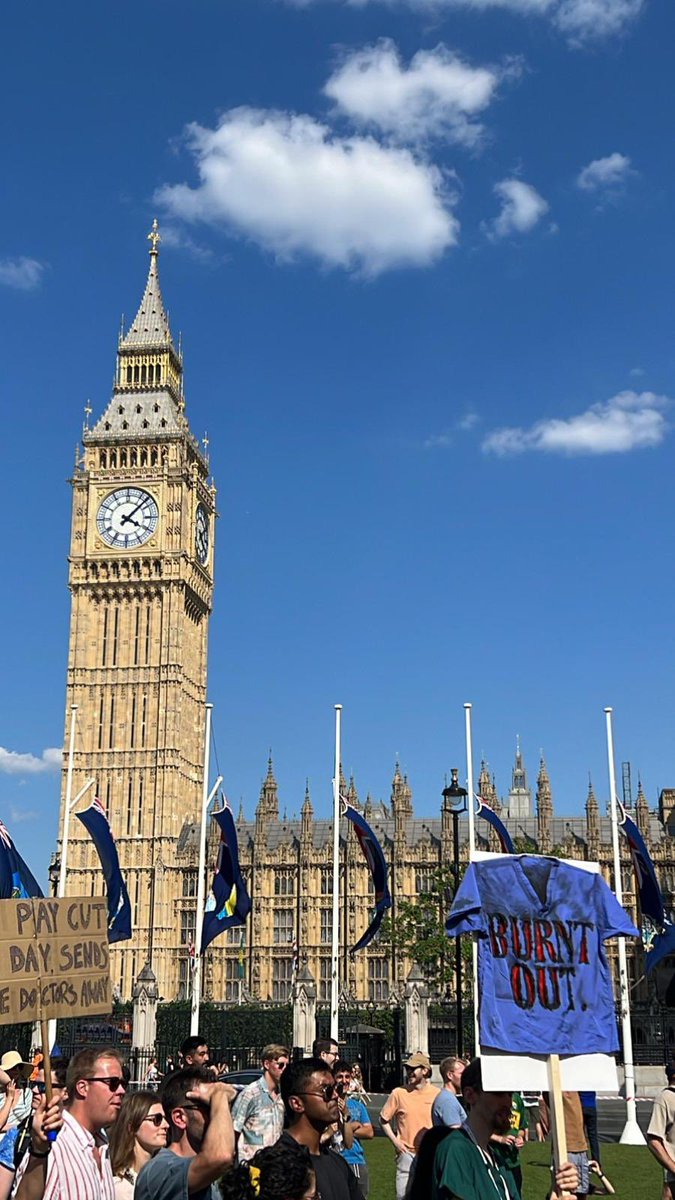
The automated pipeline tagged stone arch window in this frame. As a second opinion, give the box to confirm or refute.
[110,449,117,467]
[134,365,139,383]
[142,420,149,431]
[140,448,148,465]
[151,448,158,466]
[141,364,147,384]
[104,421,111,431]
[120,448,128,466]
[99,451,107,468]
[118,405,124,415]
[148,363,154,384]
[130,448,137,467]
[126,366,132,384]
[154,403,160,413]
[122,420,129,431]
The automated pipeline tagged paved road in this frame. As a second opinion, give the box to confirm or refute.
[365,1094,655,1141]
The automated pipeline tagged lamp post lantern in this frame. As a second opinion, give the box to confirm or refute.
[442,768,468,1057]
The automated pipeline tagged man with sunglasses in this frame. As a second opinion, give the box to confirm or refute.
[279,1058,363,1200]
[135,1067,235,1200]
[15,1049,125,1200]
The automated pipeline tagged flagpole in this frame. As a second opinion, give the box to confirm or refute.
[58,705,78,898]
[464,702,480,1056]
[330,704,342,1043]
[605,706,645,1146]
[191,703,221,1036]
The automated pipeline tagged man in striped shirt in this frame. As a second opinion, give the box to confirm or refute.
[15,1049,126,1200]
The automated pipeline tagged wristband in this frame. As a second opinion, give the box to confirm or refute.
[29,1147,51,1159]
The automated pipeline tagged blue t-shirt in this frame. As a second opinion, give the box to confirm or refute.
[136,1147,219,1200]
[341,1097,370,1165]
[446,856,639,1056]
[432,1090,467,1128]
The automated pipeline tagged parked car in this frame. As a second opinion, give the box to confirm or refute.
[218,1068,260,1094]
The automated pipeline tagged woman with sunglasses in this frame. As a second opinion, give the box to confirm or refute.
[109,1089,170,1200]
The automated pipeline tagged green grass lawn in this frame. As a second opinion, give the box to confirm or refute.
[365,1137,662,1200]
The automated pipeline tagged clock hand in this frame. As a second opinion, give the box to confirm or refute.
[120,513,140,528]
[121,498,146,525]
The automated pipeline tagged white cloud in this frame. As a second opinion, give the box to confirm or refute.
[555,0,644,41]
[485,179,549,240]
[577,152,632,193]
[0,257,45,291]
[483,391,670,457]
[324,40,517,146]
[0,747,62,775]
[424,411,480,447]
[9,807,39,824]
[156,108,458,276]
[285,0,644,43]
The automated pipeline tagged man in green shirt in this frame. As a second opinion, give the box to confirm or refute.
[491,1092,528,1199]
[431,1060,576,1200]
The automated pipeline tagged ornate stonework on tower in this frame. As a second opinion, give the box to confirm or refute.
[505,739,532,820]
[57,222,216,1001]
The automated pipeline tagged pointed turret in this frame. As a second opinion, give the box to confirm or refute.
[636,777,650,842]
[585,776,600,858]
[301,781,314,848]
[477,760,491,800]
[536,755,553,854]
[506,738,532,819]
[392,760,412,844]
[346,774,359,808]
[89,220,186,442]
[256,754,279,825]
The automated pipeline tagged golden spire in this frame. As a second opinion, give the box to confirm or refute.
[148,217,161,256]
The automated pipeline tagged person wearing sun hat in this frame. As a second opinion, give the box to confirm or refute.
[0,1052,34,1143]
[380,1052,439,1200]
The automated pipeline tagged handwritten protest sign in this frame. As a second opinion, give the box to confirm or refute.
[0,897,111,1023]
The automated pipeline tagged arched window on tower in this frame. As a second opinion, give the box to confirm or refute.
[99,451,107,469]
[127,366,132,384]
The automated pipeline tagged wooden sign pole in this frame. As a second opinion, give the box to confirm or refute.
[39,1018,57,1142]
[546,1054,575,1200]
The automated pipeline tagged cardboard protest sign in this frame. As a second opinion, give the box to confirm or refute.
[0,897,111,1023]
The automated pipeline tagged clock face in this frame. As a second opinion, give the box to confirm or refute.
[96,488,159,549]
[196,503,209,564]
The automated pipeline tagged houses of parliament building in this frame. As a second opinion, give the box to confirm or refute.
[57,225,675,1007]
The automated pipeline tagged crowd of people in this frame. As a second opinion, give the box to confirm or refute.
[1,1035,675,1200]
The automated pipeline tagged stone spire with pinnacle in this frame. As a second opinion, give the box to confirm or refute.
[636,777,650,842]
[256,754,279,822]
[585,776,600,858]
[506,738,532,819]
[536,756,553,854]
[89,220,186,442]
[392,760,412,843]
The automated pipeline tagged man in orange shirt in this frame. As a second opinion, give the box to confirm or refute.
[380,1053,439,1200]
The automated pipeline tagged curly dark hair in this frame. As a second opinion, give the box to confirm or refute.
[220,1141,314,1200]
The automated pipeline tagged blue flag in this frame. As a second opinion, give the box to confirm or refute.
[201,803,251,953]
[75,797,132,943]
[475,796,515,854]
[619,810,665,926]
[0,819,43,899]
[619,809,671,976]
[343,802,392,954]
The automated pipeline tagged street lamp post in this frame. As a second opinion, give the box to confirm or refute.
[442,768,468,1057]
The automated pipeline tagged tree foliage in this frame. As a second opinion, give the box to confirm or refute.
[380,864,470,994]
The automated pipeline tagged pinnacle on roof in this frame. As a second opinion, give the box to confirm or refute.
[586,776,599,810]
[120,219,176,351]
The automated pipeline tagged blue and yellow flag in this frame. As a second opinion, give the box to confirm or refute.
[201,803,251,952]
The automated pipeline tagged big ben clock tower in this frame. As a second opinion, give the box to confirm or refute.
[58,222,216,1001]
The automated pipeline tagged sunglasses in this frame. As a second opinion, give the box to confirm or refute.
[142,1113,167,1127]
[299,1084,337,1101]
[31,1082,64,1094]
[82,1077,127,1092]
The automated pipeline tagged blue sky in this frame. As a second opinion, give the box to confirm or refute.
[2,0,674,886]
